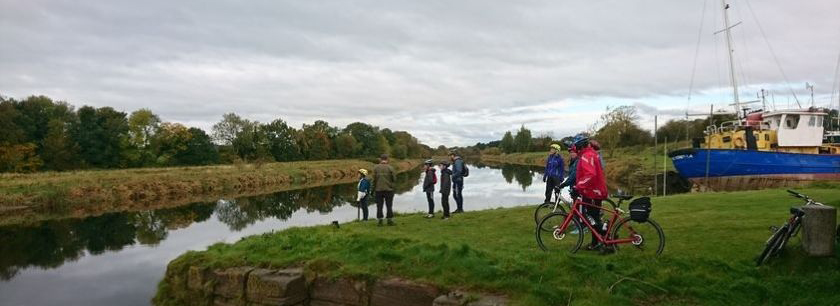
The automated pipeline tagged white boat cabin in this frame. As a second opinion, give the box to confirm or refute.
[762,110,826,147]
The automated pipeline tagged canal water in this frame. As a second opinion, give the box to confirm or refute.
[0,163,546,306]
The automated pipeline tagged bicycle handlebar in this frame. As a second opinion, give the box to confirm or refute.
[787,189,806,199]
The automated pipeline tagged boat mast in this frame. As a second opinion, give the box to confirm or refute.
[721,1,740,116]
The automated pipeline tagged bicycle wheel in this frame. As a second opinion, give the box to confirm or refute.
[773,219,799,257]
[756,224,787,266]
[534,202,566,231]
[609,217,665,256]
[536,212,584,253]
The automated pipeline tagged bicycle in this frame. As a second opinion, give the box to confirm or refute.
[755,190,825,266]
[534,186,617,232]
[536,194,665,255]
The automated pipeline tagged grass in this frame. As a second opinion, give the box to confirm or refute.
[0,159,420,225]
[156,187,840,305]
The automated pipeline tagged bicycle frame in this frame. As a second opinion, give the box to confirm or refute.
[556,198,636,245]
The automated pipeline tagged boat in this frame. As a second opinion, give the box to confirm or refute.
[668,1,840,191]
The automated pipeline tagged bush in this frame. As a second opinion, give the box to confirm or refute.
[482,147,502,155]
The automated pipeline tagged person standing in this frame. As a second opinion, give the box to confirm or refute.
[422,159,437,218]
[449,151,466,213]
[373,154,397,226]
[438,161,452,220]
[543,144,565,204]
[573,136,609,250]
[356,169,372,221]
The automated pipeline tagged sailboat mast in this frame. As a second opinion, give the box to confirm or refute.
[721,0,741,116]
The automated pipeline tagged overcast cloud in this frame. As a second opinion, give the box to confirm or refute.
[1,0,839,146]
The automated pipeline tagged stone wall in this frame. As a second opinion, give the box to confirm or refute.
[161,265,507,306]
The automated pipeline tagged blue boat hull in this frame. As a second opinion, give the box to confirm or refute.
[669,149,840,190]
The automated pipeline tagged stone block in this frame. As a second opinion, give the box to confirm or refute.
[188,266,210,291]
[802,205,837,256]
[371,278,440,306]
[246,268,307,305]
[213,267,255,299]
[434,291,509,306]
[310,277,368,306]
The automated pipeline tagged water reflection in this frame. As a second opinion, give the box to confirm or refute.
[474,162,544,191]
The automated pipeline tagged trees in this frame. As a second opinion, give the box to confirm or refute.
[127,109,161,166]
[41,119,79,171]
[334,133,359,158]
[71,106,130,168]
[594,106,653,155]
[0,94,433,172]
[513,125,533,153]
[500,131,515,153]
[172,128,219,166]
[264,119,302,162]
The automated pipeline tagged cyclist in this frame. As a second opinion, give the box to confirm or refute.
[543,144,565,204]
[573,135,609,251]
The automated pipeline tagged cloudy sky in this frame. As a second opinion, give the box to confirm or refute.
[1,0,839,146]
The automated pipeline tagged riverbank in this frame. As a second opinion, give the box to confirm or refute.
[0,159,420,225]
[481,143,687,193]
[156,187,840,305]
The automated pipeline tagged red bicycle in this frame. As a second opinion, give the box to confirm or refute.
[536,194,665,255]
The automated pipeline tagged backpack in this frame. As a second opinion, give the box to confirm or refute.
[462,164,470,177]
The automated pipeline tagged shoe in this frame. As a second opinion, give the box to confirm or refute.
[377,219,383,227]
[387,219,395,226]
[425,214,434,218]
[452,209,464,214]
[441,216,450,220]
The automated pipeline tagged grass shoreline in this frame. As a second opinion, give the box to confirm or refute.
[0,159,420,226]
[156,187,840,305]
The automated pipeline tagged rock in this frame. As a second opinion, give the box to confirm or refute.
[370,278,440,306]
[212,267,255,299]
[434,291,509,306]
[310,277,368,306]
[246,268,307,306]
[468,295,508,306]
[188,266,210,291]
[801,205,837,256]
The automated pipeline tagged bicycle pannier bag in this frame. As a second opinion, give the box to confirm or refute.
[629,197,652,222]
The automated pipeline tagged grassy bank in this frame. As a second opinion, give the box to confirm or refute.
[481,142,688,193]
[0,159,420,225]
[156,187,840,305]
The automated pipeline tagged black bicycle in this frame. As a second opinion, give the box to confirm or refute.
[756,190,825,266]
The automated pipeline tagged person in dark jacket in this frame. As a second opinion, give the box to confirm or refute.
[422,159,437,218]
[450,151,466,213]
[438,161,452,220]
[543,144,565,203]
[373,154,397,226]
[356,169,372,220]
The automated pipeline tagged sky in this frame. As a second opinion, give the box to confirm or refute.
[1,0,839,147]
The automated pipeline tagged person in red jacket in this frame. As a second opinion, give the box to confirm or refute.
[573,136,608,250]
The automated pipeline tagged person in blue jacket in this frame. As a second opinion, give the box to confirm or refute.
[356,169,372,220]
[543,144,565,203]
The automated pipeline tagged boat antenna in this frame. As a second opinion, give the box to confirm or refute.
[806,83,815,108]
[719,1,740,118]
[831,50,840,111]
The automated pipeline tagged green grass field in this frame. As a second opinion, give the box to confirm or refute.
[157,187,840,305]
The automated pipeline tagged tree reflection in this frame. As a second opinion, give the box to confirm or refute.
[0,202,214,280]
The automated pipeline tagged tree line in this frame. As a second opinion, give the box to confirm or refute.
[0,95,431,173]
[471,105,740,155]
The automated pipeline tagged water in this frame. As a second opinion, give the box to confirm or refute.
[0,163,546,306]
